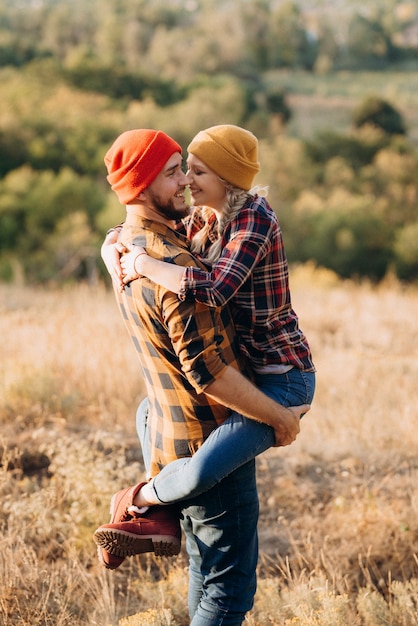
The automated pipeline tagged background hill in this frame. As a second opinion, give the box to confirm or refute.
[1,0,418,284]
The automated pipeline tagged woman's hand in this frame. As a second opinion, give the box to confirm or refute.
[121,245,147,285]
[101,231,126,291]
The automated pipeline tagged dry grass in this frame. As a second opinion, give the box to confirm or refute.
[0,269,417,625]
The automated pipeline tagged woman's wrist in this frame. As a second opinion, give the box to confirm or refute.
[133,250,147,275]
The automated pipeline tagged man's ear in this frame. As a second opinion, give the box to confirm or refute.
[131,190,147,202]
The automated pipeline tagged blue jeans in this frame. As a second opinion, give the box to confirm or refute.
[183,460,259,625]
[137,369,315,504]
[136,400,259,625]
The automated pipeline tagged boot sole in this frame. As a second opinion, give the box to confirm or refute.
[94,528,181,558]
[96,545,125,570]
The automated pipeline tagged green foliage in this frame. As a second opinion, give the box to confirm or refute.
[353,96,406,135]
[0,127,30,177]
[264,87,293,124]
[394,222,418,280]
[305,130,388,171]
[268,1,318,71]
[346,14,394,69]
[0,166,105,283]
[63,58,184,106]
[1,0,418,78]
[121,76,251,147]
[306,201,393,281]
[0,0,418,283]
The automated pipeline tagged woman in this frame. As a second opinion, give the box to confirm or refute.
[102,124,315,508]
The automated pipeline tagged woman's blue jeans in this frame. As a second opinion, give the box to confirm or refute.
[136,368,315,504]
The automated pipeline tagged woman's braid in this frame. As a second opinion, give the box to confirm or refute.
[190,180,267,266]
[204,185,248,265]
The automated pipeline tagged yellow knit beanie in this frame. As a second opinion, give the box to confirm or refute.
[187,124,260,191]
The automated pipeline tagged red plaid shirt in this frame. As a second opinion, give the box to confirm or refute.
[179,195,315,372]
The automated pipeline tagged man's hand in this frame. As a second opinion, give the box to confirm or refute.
[272,404,310,447]
[205,366,310,446]
[101,231,126,291]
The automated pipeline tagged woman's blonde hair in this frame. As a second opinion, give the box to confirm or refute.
[190,181,268,266]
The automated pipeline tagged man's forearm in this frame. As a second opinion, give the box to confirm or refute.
[205,365,290,425]
[204,365,306,446]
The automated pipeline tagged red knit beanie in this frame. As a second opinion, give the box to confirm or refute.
[104,129,182,204]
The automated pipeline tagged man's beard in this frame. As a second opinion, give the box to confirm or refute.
[148,189,190,221]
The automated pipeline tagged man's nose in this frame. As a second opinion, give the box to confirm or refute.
[181,170,192,184]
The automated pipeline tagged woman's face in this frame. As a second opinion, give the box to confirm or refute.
[186,153,226,212]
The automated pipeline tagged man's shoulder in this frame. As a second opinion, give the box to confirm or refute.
[122,219,200,265]
[144,225,208,271]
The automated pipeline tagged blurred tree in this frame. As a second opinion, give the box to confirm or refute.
[313,21,339,73]
[346,13,394,69]
[306,196,394,280]
[269,1,317,70]
[248,83,292,135]
[0,128,29,177]
[32,212,101,284]
[0,0,47,65]
[394,222,418,280]
[353,96,406,135]
[0,166,105,282]
[257,135,319,263]
[370,144,418,225]
[138,78,249,146]
[63,57,183,105]
[240,0,271,70]
[1,0,418,283]
[323,156,355,189]
[305,130,389,171]
[144,3,248,82]
[265,87,292,125]
[42,0,96,61]
[259,134,317,207]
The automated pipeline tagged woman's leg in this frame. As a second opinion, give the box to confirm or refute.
[256,369,315,411]
[143,370,315,504]
[151,414,274,503]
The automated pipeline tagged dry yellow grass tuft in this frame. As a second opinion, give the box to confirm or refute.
[0,274,417,625]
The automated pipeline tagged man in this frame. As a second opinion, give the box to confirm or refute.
[94,129,307,625]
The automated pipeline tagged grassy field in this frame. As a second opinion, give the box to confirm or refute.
[0,267,417,625]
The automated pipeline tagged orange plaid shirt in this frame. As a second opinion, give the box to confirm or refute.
[116,213,248,477]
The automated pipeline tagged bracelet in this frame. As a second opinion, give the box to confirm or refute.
[133,251,147,276]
